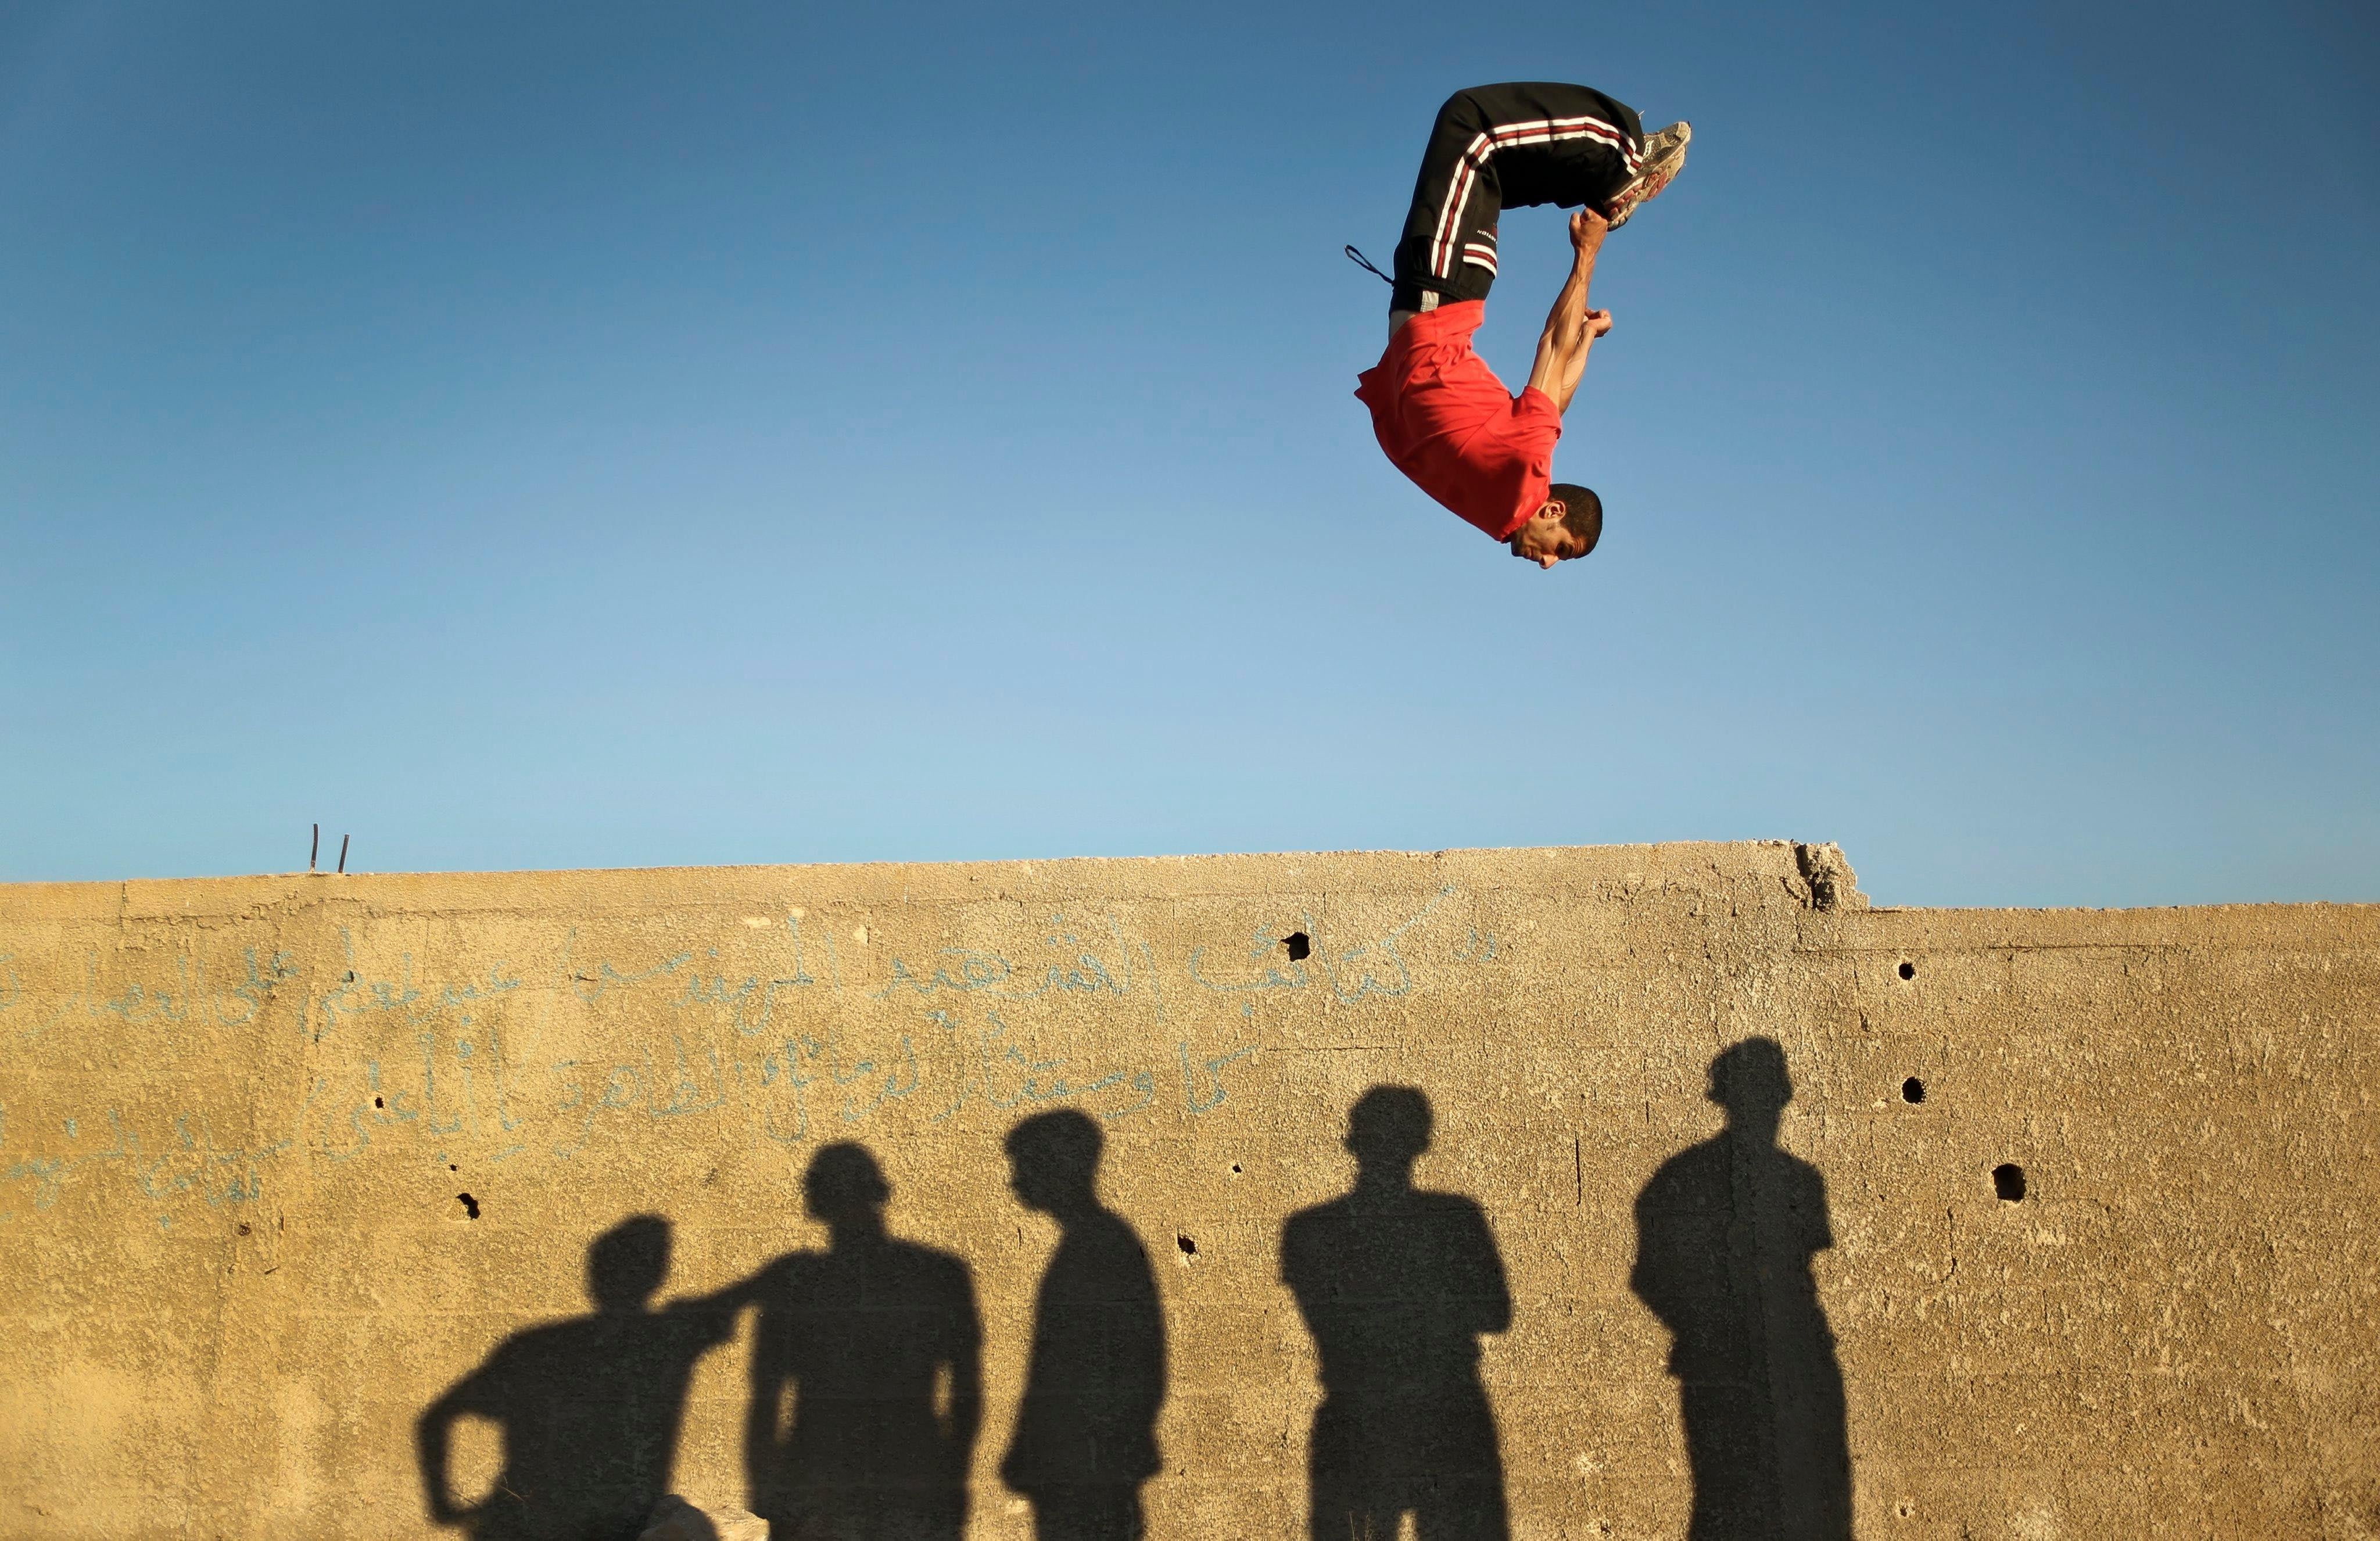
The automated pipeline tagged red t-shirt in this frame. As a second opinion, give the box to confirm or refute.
[1354,300,1561,542]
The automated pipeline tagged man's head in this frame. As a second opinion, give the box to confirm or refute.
[586,1214,671,1311]
[1346,1084,1433,1176]
[1707,1037,1793,1140]
[804,1141,891,1229]
[1005,1108,1104,1217]
[1509,483,1602,569]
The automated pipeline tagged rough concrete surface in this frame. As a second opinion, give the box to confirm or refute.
[0,841,2374,1539]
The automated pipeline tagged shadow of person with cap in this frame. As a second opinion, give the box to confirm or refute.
[1630,1037,1851,1539]
[1281,1085,1513,1541]
[999,1109,1167,1541]
[416,1214,739,1541]
[743,1141,983,1541]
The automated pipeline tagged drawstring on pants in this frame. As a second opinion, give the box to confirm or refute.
[1343,245,1393,285]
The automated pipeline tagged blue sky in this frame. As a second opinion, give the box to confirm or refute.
[3,0,2374,905]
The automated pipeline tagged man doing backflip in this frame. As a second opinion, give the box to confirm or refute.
[1356,84,1689,568]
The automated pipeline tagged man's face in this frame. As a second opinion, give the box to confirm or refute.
[1006,1155,1040,1210]
[1008,1151,1062,1214]
[1509,502,1591,569]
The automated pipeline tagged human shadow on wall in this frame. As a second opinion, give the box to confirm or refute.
[743,1140,984,1541]
[999,1109,1167,1541]
[1630,1037,1851,1540]
[1281,1085,1513,1541]
[416,1214,738,1541]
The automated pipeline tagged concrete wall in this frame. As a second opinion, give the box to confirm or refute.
[1,843,2374,1539]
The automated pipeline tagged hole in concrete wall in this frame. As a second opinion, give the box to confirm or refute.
[374,1096,385,1109]
[449,1163,458,1172]
[457,1192,481,1220]
[1897,961,1916,981]
[236,1223,251,1236]
[1901,1077,1926,1104]
[1284,931,1311,962]
[1230,1163,1243,1174]
[1992,1164,2027,1202]
[1176,1234,1197,1256]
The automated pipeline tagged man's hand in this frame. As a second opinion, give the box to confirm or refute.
[1569,207,1609,260]
[1587,308,1614,339]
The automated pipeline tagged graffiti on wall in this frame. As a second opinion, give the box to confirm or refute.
[0,889,1499,1225]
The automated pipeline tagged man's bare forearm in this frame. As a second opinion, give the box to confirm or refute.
[1526,209,1609,414]
[1528,252,1596,412]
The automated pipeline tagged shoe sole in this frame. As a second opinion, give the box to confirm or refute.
[1607,121,1690,230]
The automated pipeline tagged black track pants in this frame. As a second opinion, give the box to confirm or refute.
[1389,83,1644,313]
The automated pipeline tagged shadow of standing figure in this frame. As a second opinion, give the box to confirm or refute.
[1630,1038,1851,1539]
[999,1110,1167,1541]
[744,1142,983,1541]
[1281,1086,1512,1541]
[415,1215,738,1541]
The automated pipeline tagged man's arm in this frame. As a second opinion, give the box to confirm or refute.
[415,1386,478,1525]
[744,1310,787,1504]
[1453,1200,1514,1337]
[936,1267,985,1478]
[1525,209,1615,415]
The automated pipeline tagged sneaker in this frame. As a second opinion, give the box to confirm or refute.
[1605,121,1690,230]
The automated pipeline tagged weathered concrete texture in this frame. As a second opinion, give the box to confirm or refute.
[0,842,2374,1539]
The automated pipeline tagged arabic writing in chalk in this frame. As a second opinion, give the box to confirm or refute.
[1,887,1494,1224]
[7,947,299,1042]
[1,1107,278,1222]
[873,915,1163,1021]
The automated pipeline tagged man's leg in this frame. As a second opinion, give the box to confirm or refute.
[1309,1399,1404,1541]
[1390,84,1646,318]
[1029,1486,1145,1541]
[1410,1375,1511,1541]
